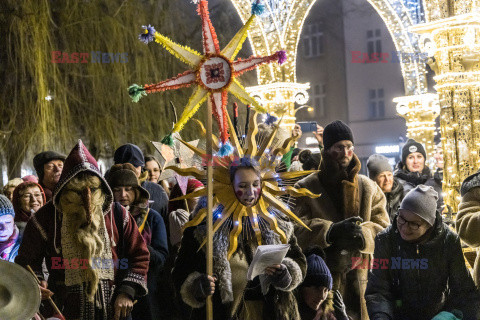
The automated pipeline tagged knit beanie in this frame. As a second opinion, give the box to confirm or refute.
[107,163,150,202]
[323,120,354,150]
[399,185,438,226]
[114,143,145,168]
[367,154,392,179]
[0,195,14,218]
[401,139,426,165]
[303,254,333,290]
[33,151,67,180]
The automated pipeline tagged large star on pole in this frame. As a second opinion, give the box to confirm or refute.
[128,0,286,155]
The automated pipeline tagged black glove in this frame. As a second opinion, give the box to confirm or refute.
[327,217,363,245]
[332,290,349,320]
[193,274,215,301]
[268,264,292,289]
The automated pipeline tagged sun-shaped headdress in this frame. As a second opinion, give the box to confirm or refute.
[167,111,320,259]
[128,0,286,156]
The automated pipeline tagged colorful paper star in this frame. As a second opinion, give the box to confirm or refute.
[128,0,286,156]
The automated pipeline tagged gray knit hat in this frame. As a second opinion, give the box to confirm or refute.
[366,154,392,179]
[399,185,438,226]
[0,195,14,217]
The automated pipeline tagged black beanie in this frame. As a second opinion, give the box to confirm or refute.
[114,143,145,168]
[33,151,67,180]
[401,139,426,165]
[303,254,333,290]
[323,120,354,150]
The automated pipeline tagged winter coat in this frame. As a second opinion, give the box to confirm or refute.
[394,164,444,210]
[15,141,149,320]
[457,175,480,286]
[142,180,169,222]
[365,213,480,320]
[129,205,168,320]
[293,154,390,320]
[172,212,306,320]
[384,179,404,223]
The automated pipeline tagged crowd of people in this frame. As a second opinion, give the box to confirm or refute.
[0,118,479,320]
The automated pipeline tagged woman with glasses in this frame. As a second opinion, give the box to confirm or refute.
[11,180,46,235]
[365,185,480,320]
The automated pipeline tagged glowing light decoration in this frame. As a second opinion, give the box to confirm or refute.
[394,93,440,160]
[128,0,285,155]
[229,0,317,126]
[411,4,480,212]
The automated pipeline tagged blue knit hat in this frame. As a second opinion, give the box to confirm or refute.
[114,143,145,168]
[0,195,14,217]
[303,254,333,290]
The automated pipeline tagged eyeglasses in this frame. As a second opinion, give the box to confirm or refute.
[21,193,43,200]
[331,145,354,153]
[397,215,423,230]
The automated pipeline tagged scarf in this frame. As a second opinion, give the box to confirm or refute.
[130,204,152,245]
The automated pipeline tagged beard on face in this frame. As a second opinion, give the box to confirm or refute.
[59,174,106,301]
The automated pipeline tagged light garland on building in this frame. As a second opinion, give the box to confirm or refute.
[411,3,480,212]
[394,93,440,160]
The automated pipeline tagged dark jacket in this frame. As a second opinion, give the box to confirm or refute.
[365,213,480,320]
[384,179,403,223]
[394,164,443,210]
[131,206,169,320]
[142,180,169,222]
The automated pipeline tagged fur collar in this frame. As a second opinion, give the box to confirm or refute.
[193,213,294,304]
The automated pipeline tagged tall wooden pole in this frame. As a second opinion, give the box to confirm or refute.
[206,98,214,319]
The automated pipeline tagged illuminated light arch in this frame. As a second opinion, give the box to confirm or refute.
[229,0,429,127]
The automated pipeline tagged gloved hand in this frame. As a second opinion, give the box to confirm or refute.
[264,264,292,289]
[327,217,364,247]
[332,290,349,320]
[193,274,216,301]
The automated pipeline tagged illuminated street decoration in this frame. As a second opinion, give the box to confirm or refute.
[411,2,480,211]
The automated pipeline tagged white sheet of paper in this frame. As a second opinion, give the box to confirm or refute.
[247,244,290,281]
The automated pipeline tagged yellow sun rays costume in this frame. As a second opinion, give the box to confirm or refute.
[168,111,320,259]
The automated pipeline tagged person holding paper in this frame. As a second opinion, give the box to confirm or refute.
[293,120,390,320]
[173,157,307,320]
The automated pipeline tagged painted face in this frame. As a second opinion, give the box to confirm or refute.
[19,186,44,213]
[112,186,136,207]
[43,159,64,189]
[397,209,431,242]
[145,160,161,183]
[233,168,261,207]
[405,152,425,173]
[302,286,329,311]
[326,140,354,169]
[0,215,15,242]
[375,171,394,193]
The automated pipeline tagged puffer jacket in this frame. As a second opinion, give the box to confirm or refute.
[384,179,403,223]
[365,212,480,320]
[394,163,443,210]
